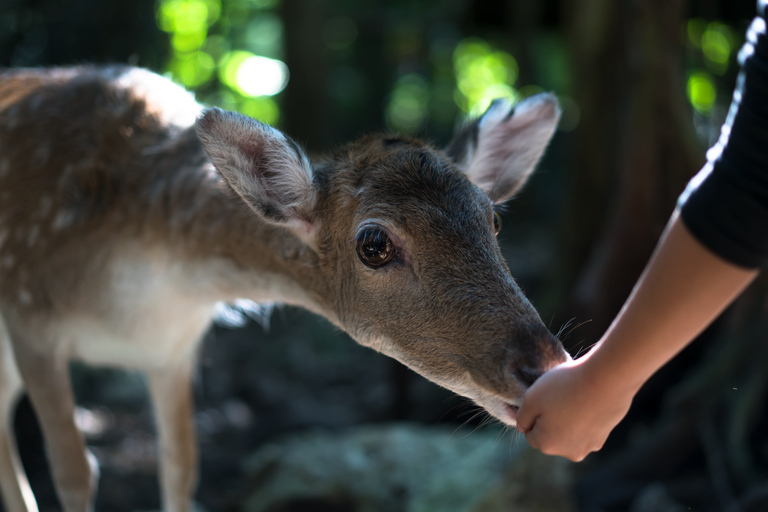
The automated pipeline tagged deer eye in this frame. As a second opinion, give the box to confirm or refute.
[356,227,395,268]
[493,211,502,235]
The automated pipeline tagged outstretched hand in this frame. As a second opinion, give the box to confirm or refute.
[515,357,635,462]
[516,215,759,462]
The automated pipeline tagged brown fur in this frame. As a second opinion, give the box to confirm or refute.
[0,66,568,512]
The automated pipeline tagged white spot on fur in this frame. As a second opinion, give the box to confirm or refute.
[52,210,76,231]
[19,289,32,305]
[27,225,40,247]
[114,68,201,128]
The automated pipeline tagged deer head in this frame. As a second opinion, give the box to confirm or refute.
[196,94,569,426]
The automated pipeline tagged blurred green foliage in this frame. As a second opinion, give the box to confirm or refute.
[154,0,536,132]
[0,4,762,511]
[453,39,518,115]
[157,0,284,124]
[685,18,741,115]
[150,0,746,137]
[0,0,747,140]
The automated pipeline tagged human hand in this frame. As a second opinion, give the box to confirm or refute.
[515,357,636,462]
[514,215,759,462]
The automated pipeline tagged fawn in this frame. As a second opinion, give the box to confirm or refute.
[0,65,569,512]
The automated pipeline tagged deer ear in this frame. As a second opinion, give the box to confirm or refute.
[446,93,560,204]
[196,107,316,242]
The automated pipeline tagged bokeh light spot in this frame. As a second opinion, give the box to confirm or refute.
[158,0,220,34]
[385,74,430,133]
[245,15,284,58]
[172,29,208,52]
[453,39,519,113]
[238,96,280,125]
[168,50,216,87]
[687,72,717,114]
[220,51,289,97]
[701,22,735,74]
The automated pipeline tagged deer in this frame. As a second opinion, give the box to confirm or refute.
[0,65,569,512]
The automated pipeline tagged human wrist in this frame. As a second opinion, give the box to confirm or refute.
[576,342,645,403]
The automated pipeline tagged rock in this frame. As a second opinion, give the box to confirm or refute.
[239,423,574,512]
[629,483,687,512]
[472,447,576,512]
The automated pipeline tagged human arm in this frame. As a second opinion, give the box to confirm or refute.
[516,8,768,462]
[515,212,758,461]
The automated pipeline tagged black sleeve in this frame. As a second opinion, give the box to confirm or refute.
[679,5,768,269]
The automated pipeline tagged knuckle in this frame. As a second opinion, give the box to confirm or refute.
[539,443,560,457]
[591,438,607,453]
[525,434,545,451]
[571,451,587,462]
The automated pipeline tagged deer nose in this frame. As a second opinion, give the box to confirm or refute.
[514,367,543,388]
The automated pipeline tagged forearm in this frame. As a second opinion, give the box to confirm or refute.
[519,10,766,461]
[581,211,759,395]
[517,211,758,459]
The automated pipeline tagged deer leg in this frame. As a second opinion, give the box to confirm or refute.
[9,332,96,512]
[147,356,198,512]
[0,318,38,512]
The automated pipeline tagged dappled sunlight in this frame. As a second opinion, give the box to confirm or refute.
[219,51,288,97]
[688,71,717,114]
[2,1,763,511]
[685,18,740,117]
[156,0,286,124]
[453,39,519,115]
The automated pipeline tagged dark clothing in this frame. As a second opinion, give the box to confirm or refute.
[679,2,768,268]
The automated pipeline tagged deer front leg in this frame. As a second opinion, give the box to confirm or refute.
[147,357,198,512]
[9,334,97,512]
[0,320,38,512]
[0,381,37,512]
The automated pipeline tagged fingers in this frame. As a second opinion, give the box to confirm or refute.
[515,405,536,433]
[518,410,547,452]
[523,423,603,462]
[516,388,543,433]
[521,423,542,449]
[524,428,586,461]
[515,359,607,461]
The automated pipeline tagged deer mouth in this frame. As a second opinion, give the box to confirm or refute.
[505,403,520,424]
[481,396,522,426]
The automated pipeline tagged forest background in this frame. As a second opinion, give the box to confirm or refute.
[1,1,766,511]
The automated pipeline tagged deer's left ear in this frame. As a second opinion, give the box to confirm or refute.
[446,93,560,204]
[196,107,317,244]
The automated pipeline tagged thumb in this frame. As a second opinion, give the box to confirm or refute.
[515,400,538,433]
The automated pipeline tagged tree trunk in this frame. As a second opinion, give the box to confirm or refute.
[558,0,704,345]
[281,0,333,151]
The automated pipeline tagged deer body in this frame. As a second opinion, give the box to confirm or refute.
[0,65,568,512]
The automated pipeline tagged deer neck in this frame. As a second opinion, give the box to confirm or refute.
[139,129,333,319]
